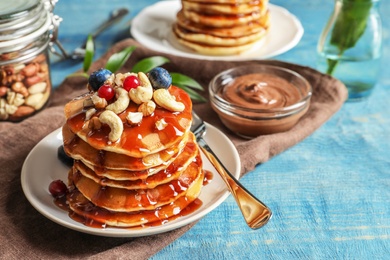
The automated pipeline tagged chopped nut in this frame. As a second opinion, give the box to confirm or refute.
[85,108,96,121]
[88,117,101,130]
[138,100,156,116]
[126,111,143,125]
[155,118,168,130]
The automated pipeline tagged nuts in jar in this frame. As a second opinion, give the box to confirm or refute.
[0,53,51,121]
[0,0,60,121]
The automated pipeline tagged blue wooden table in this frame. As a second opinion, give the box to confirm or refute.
[53,0,390,259]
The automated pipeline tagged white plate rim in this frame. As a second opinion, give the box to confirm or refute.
[131,0,304,61]
[21,123,241,237]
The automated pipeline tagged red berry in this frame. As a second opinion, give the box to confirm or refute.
[123,75,140,91]
[98,84,115,101]
[49,180,68,198]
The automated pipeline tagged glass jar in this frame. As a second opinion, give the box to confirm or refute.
[0,0,60,121]
[317,0,382,101]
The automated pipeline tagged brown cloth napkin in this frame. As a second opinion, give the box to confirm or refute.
[0,39,347,259]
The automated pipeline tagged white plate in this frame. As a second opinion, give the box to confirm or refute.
[21,123,241,237]
[131,0,303,61]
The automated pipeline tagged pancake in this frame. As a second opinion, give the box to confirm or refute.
[69,153,203,212]
[63,124,188,171]
[176,10,269,38]
[185,0,254,4]
[74,133,199,188]
[180,9,266,27]
[173,23,267,47]
[60,68,206,228]
[65,86,192,158]
[175,33,265,55]
[173,0,270,56]
[67,168,204,227]
[182,0,268,15]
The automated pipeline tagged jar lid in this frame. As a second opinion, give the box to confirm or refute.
[0,0,52,48]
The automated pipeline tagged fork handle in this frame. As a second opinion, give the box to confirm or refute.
[198,138,272,229]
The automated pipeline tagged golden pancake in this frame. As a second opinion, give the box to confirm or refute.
[182,0,268,15]
[180,9,266,27]
[67,168,204,227]
[65,86,192,158]
[69,155,203,212]
[174,31,266,55]
[74,135,199,189]
[185,0,254,3]
[63,124,188,171]
[176,10,269,38]
[61,69,206,229]
[174,23,267,47]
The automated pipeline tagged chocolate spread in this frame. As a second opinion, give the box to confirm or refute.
[220,73,301,109]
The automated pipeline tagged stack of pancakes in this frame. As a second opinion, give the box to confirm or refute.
[173,0,270,55]
[61,75,204,228]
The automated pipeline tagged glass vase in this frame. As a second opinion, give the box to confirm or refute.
[317,0,382,101]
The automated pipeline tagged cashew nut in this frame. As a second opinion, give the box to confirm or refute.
[99,110,123,142]
[129,72,153,104]
[91,93,107,109]
[106,87,130,114]
[153,88,185,112]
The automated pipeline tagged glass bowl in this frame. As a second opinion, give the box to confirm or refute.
[209,64,312,139]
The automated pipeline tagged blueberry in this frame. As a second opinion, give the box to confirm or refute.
[57,145,73,167]
[148,67,172,89]
[88,68,112,91]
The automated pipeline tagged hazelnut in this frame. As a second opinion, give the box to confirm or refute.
[24,75,42,87]
[0,86,7,97]
[22,63,40,77]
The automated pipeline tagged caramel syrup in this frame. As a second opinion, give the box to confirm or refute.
[53,169,213,229]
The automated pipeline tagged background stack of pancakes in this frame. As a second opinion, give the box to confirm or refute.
[61,80,204,228]
[173,0,270,55]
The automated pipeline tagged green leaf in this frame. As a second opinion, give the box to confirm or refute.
[171,73,203,91]
[105,46,137,73]
[132,56,170,73]
[83,35,94,72]
[327,0,372,74]
[176,84,207,102]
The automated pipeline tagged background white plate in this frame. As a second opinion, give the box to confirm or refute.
[131,0,303,61]
[21,123,241,237]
